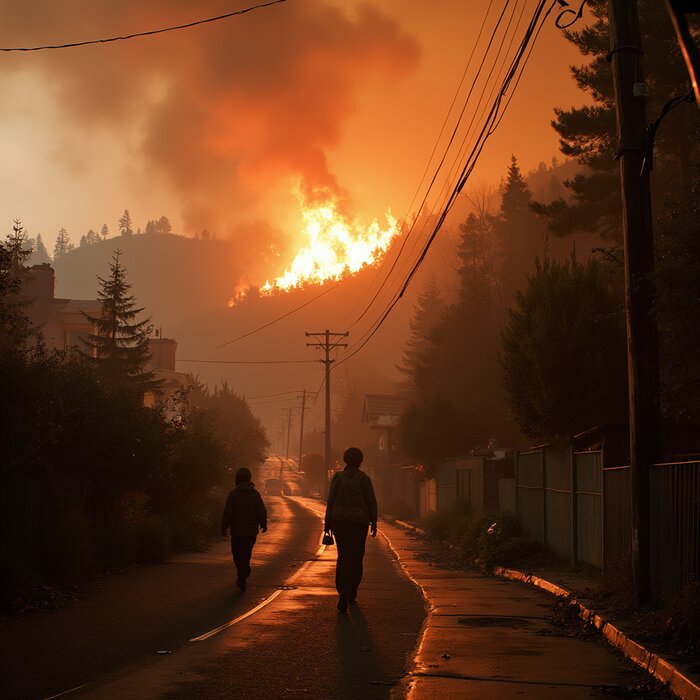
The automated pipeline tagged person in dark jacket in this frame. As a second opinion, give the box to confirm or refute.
[324,447,378,612]
[221,467,267,591]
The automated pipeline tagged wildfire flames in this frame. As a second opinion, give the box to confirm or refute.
[263,196,399,294]
[231,195,399,305]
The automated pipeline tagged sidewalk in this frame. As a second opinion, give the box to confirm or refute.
[380,522,671,699]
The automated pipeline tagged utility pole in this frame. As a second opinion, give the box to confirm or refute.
[283,407,294,460]
[298,389,308,468]
[306,330,349,478]
[608,0,661,606]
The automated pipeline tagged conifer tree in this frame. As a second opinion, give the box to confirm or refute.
[81,250,156,393]
[30,233,51,265]
[495,156,545,299]
[397,276,444,391]
[118,210,133,237]
[101,224,109,240]
[53,228,73,260]
[1,220,32,349]
[538,0,699,239]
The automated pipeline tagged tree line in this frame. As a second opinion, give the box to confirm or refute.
[0,227,269,611]
[398,0,699,466]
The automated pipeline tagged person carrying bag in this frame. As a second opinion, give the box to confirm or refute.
[324,447,378,612]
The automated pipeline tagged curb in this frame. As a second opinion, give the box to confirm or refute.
[391,520,700,700]
[495,566,700,700]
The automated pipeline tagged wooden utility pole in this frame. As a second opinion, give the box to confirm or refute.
[298,389,307,467]
[283,407,294,460]
[306,330,349,477]
[608,0,661,606]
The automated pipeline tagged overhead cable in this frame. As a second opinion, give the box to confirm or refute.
[0,0,287,52]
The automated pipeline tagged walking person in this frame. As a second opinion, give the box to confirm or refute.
[221,467,267,592]
[324,447,378,612]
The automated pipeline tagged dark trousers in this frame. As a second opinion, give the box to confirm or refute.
[333,522,368,598]
[231,535,257,581]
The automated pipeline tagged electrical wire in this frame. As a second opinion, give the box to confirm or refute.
[179,358,316,364]
[339,0,498,327]
[335,0,555,370]
[0,0,287,52]
[347,0,513,332]
[212,281,341,350]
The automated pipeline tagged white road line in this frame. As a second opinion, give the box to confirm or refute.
[189,589,285,641]
[43,683,89,699]
[189,501,328,642]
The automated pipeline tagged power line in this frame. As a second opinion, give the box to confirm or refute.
[212,281,341,350]
[346,0,512,333]
[0,0,287,52]
[336,0,556,370]
[179,358,316,365]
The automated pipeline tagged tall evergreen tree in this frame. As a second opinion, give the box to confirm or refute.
[1,221,33,350]
[537,0,699,239]
[29,233,51,265]
[495,156,546,299]
[81,251,156,392]
[53,228,73,260]
[501,254,628,438]
[397,276,444,392]
[157,216,172,235]
[118,210,133,237]
[101,224,109,240]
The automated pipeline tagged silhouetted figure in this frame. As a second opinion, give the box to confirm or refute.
[324,447,378,612]
[221,467,267,591]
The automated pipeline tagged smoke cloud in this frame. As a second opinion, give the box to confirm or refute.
[1,1,419,259]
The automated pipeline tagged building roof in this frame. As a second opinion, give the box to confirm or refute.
[362,394,407,428]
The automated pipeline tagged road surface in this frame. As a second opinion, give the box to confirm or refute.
[0,497,425,699]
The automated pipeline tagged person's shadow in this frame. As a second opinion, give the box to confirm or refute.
[335,604,387,698]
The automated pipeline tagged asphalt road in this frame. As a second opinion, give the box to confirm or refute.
[0,497,426,699]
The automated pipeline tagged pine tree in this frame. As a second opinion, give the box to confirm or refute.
[501,254,628,438]
[81,250,156,393]
[495,156,545,299]
[30,233,51,265]
[53,228,73,260]
[157,216,172,235]
[101,224,109,240]
[118,210,133,237]
[1,220,33,348]
[397,276,444,391]
[538,0,699,239]
[84,229,100,245]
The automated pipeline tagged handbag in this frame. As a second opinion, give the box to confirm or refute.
[322,530,334,546]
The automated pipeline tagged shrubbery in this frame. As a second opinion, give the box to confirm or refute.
[420,508,550,571]
[0,230,269,612]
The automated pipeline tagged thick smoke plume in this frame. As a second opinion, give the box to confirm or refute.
[1,1,418,272]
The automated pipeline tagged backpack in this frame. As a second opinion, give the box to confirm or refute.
[331,471,369,525]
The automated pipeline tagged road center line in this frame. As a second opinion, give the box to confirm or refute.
[190,500,327,642]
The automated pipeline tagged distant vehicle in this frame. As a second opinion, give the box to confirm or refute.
[264,477,284,496]
[261,454,304,496]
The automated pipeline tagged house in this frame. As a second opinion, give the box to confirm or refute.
[143,336,192,418]
[24,264,190,416]
[361,394,407,466]
[24,263,101,353]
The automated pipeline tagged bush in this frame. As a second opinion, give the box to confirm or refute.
[37,503,93,581]
[420,510,453,541]
[135,516,170,563]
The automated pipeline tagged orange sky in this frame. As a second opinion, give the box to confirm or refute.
[0,0,587,281]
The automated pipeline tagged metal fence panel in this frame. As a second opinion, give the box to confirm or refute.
[575,451,603,568]
[603,466,631,570]
[499,478,515,513]
[516,450,544,543]
[544,446,571,561]
[650,461,700,601]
